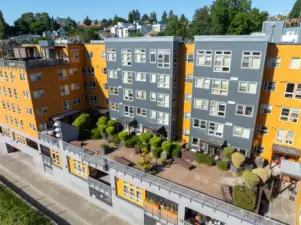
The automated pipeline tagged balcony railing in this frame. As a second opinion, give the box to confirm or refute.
[144,203,178,225]
[41,154,52,166]
[0,58,66,69]
[62,142,85,156]
[88,176,112,196]
[83,153,108,168]
[38,132,60,148]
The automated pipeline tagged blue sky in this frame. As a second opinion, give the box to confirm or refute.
[1,0,296,25]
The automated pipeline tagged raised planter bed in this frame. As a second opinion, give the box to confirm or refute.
[161,208,178,224]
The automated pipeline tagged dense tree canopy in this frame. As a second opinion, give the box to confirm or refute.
[289,0,301,18]
[83,16,92,25]
[0,10,8,39]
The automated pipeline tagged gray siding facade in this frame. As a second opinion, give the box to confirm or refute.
[190,36,269,157]
[105,37,182,140]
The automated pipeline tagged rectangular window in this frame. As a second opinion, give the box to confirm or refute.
[72,158,87,178]
[73,97,81,104]
[8,88,12,97]
[83,81,87,90]
[183,129,190,136]
[157,49,170,68]
[23,90,30,99]
[10,72,15,82]
[150,110,156,119]
[235,104,254,117]
[185,54,194,63]
[122,71,133,84]
[150,49,156,63]
[108,70,118,79]
[60,85,70,96]
[134,49,146,63]
[238,81,257,94]
[82,67,86,76]
[184,112,191,119]
[102,68,107,74]
[17,105,21,114]
[30,72,42,81]
[26,108,33,115]
[241,52,261,69]
[260,104,272,114]
[193,119,206,129]
[194,98,209,110]
[157,112,169,125]
[124,105,134,117]
[285,83,301,99]
[121,49,132,66]
[136,90,147,100]
[109,86,119,95]
[212,79,229,96]
[257,126,268,135]
[136,107,147,117]
[90,96,98,104]
[135,72,146,82]
[71,83,80,91]
[20,73,26,80]
[210,101,226,117]
[214,51,231,72]
[290,58,301,69]
[208,122,224,137]
[36,106,48,115]
[13,89,18,99]
[267,57,281,68]
[69,68,78,75]
[107,49,116,61]
[110,102,119,111]
[196,50,212,67]
[88,52,93,58]
[195,78,210,89]
[150,74,156,83]
[87,67,94,76]
[101,52,106,59]
[157,93,169,107]
[264,81,276,91]
[233,126,251,139]
[150,92,156,101]
[11,103,15,112]
[123,88,133,101]
[58,69,68,80]
[185,75,193,83]
[157,74,170,88]
[276,129,294,145]
[280,107,300,123]
[33,89,45,99]
[62,100,72,111]
[184,94,192,102]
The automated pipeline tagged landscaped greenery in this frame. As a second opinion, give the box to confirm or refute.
[91,127,101,140]
[118,131,129,141]
[136,149,152,171]
[252,168,270,183]
[243,171,260,188]
[171,142,181,158]
[0,184,52,225]
[223,147,235,161]
[196,153,213,166]
[124,136,138,148]
[149,136,162,148]
[105,126,116,137]
[217,160,228,171]
[231,152,245,168]
[162,141,172,153]
[138,132,152,144]
[152,147,162,159]
[72,113,92,139]
[232,185,256,211]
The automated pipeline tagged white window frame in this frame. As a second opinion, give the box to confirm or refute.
[157,49,170,69]
[108,70,118,79]
[193,118,207,130]
[157,112,169,125]
[194,98,209,110]
[210,101,226,117]
[185,74,193,83]
[121,49,132,66]
[195,77,210,89]
[241,51,262,69]
[136,90,147,100]
[183,112,191,119]
[134,49,146,63]
[196,50,212,67]
[123,88,133,101]
[238,81,257,94]
[135,72,146,82]
[157,93,169,108]
[110,102,119,111]
[290,58,301,69]
[107,48,116,61]
[276,129,295,145]
[280,107,300,123]
[284,83,301,99]
[212,79,229,96]
[185,54,194,63]
[150,92,156,101]
[208,121,224,137]
[184,94,192,102]
[150,74,156,83]
[136,107,147,117]
[124,105,134,117]
[235,104,254,117]
[150,110,156,119]
[109,86,119,95]
[233,126,251,139]
[122,71,133,84]
[214,50,232,73]
[157,74,170,88]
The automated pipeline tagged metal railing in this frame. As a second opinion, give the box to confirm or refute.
[0,58,66,69]
[41,154,52,166]
[83,153,108,168]
[144,203,178,225]
[38,132,60,148]
[88,177,112,196]
[62,142,84,156]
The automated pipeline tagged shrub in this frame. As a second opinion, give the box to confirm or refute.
[196,153,213,166]
[91,128,101,139]
[217,160,228,171]
[149,136,162,148]
[98,124,108,134]
[172,148,181,158]
[125,136,138,148]
[106,126,116,136]
[138,142,149,151]
[107,120,116,127]
[243,171,260,188]
[152,147,162,158]
[232,185,256,211]
[231,152,245,168]
[100,144,110,150]
[162,141,172,153]
[139,132,152,143]
[136,151,152,171]
[112,134,121,145]
[97,116,108,126]
[223,147,235,161]
[118,131,129,141]
[206,155,213,166]
[252,168,270,183]
[160,158,167,165]
[72,113,91,131]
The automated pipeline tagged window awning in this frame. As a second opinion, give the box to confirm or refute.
[50,110,80,121]
[117,117,136,125]
[203,136,225,147]
[147,124,164,132]
[280,159,301,180]
[273,144,300,158]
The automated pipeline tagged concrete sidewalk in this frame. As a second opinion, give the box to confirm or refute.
[0,151,128,225]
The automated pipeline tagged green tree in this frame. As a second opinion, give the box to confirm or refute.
[232,185,256,211]
[83,16,92,25]
[141,14,150,23]
[168,10,174,20]
[149,12,157,24]
[164,15,181,36]
[0,10,8,39]
[188,6,213,39]
[80,27,100,43]
[289,0,301,18]
[112,15,127,25]
[162,10,168,23]
[128,12,133,24]
[135,9,141,21]
[50,17,60,30]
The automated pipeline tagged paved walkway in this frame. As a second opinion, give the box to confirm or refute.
[0,150,128,225]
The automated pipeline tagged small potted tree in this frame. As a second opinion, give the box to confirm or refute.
[243,171,260,191]
[161,141,172,160]
[231,152,245,174]
[105,126,116,141]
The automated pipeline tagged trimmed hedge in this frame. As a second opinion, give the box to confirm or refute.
[243,171,260,188]
[217,160,228,171]
[232,185,256,211]
[139,132,152,143]
[112,134,121,145]
[162,141,172,153]
[149,136,162,148]
[232,152,245,168]
[97,116,109,126]
[152,147,162,158]
[125,136,138,148]
[0,184,52,225]
[118,131,129,141]
[223,147,235,161]
[91,128,101,139]
[196,153,213,166]
[72,113,91,131]
[106,126,116,136]
[107,120,116,127]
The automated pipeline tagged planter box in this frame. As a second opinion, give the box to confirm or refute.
[161,208,178,224]
[230,163,244,174]
[144,201,160,217]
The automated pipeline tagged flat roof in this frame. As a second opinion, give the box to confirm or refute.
[104,36,183,43]
[195,35,270,42]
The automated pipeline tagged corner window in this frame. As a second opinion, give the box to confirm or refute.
[267,57,281,68]
[214,51,231,72]
[107,49,116,61]
[263,81,276,91]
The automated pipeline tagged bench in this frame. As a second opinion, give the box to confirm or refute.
[113,156,132,166]
[173,157,194,170]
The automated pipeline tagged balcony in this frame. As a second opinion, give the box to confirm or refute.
[0,58,66,69]
[41,154,52,167]
[88,176,112,196]
[144,202,178,225]
[38,132,60,148]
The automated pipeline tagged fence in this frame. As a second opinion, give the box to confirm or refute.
[88,177,112,196]
[38,132,60,148]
